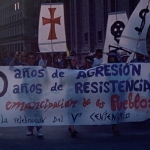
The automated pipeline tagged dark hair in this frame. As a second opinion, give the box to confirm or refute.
[84,55,93,63]
[26,51,35,59]
[70,51,76,56]
[107,50,122,63]
[95,48,103,54]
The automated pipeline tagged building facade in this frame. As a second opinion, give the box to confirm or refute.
[0,0,46,55]
[67,0,141,60]
[1,0,148,60]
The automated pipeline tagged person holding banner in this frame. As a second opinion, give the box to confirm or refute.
[67,55,93,137]
[25,51,43,138]
[107,50,121,136]
[10,51,43,138]
[68,56,80,70]
[80,55,94,70]
[67,55,80,138]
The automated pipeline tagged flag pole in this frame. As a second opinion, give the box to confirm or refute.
[49,0,54,66]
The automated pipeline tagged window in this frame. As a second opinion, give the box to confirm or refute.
[33,26,38,35]
[84,32,88,43]
[20,25,23,35]
[34,0,38,7]
[111,0,117,12]
[21,43,23,51]
[14,2,20,10]
[15,44,18,51]
[17,14,19,20]
[17,2,20,9]
[33,11,38,18]
[15,27,17,35]
[98,30,102,42]
[20,12,22,19]
[14,4,17,10]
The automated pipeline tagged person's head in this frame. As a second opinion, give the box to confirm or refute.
[14,51,21,61]
[135,52,144,61]
[84,55,93,69]
[107,50,121,63]
[58,53,63,60]
[41,53,48,59]
[20,52,26,62]
[53,54,58,62]
[62,53,67,60]
[36,53,41,60]
[70,57,78,67]
[70,51,76,57]
[5,50,11,58]
[121,52,129,63]
[95,49,103,59]
[26,52,36,65]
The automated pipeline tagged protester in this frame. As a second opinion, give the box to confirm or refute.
[53,53,60,68]
[130,52,146,63]
[10,51,26,66]
[61,53,68,68]
[70,50,77,58]
[38,53,48,67]
[25,52,43,138]
[80,55,94,70]
[35,52,41,65]
[68,56,80,70]
[107,50,122,63]
[47,53,53,67]
[38,52,53,67]
[57,53,64,68]
[107,50,121,136]
[19,52,27,65]
[68,55,93,137]
[67,54,80,138]
[120,51,130,63]
[92,48,103,67]
[4,50,13,66]
[0,56,5,66]
[10,51,43,138]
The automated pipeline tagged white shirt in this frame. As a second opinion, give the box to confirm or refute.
[38,59,48,66]
[92,58,102,67]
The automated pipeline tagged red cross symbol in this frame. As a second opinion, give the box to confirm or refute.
[42,8,61,40]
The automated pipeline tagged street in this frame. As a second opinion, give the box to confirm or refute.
[0,120,150,150]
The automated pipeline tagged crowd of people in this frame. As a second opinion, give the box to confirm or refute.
[1,48,150,68]
[0,48,150,138]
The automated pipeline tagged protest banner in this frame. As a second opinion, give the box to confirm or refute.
[0,64,150,127]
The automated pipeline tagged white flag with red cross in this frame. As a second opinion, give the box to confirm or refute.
[38,3,66,52]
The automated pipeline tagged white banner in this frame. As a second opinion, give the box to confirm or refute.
[38,3,66,52]
[0,64,150,127]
